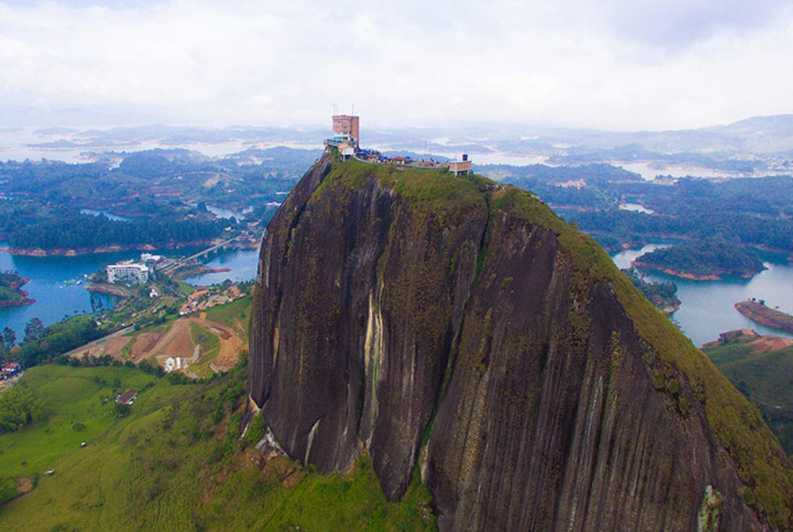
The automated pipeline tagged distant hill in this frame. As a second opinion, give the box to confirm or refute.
[708,114,793,154]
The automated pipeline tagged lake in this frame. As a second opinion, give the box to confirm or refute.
[184,248,259,286]
[0,247,130,338]
[613,244,793,346]
[0,245,260,337]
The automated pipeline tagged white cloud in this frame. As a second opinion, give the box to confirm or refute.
[0,0,792,130]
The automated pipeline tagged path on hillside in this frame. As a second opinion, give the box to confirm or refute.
[63,326,134,359]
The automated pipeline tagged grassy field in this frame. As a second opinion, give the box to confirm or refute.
[190,322,221,378]
[0,365,159,479]
[205,295,252,337]
[0,364,436,531]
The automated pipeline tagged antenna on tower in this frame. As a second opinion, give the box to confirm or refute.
[332,103,338,115]
[352,104,355,115]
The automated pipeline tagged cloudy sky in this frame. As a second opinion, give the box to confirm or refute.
[1,0,792,131]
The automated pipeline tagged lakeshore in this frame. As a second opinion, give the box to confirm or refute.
[0,243,259,338]
[612,244,793,346]
[633,258,763,281]
[0,240,217,258]
[85,282,131,298]
[632,261,723,280]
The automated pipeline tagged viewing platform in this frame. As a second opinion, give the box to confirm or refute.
[323,113,473,174]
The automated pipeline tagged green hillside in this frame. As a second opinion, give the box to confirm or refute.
[704,336,793,454]
[0,363,434,531]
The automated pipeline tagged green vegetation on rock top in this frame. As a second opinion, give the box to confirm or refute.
[313,157,486,220]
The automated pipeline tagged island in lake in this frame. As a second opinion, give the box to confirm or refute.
[735,299,793,334]
[0,271,35,308]
[634,238,765,280]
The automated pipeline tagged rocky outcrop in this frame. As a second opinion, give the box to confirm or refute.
[250,154,793,531]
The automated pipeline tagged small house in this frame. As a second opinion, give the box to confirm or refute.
[1,362,21,380]
[116,389,138,406]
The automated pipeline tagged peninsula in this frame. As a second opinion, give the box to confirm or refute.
[634,238,765,280]
[736,299,793,335]
[0,271,35,308]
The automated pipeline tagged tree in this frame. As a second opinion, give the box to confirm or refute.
[114,403,131,418]
[23,318,45,344]
[0,385,43,433]
[2,327,15,349]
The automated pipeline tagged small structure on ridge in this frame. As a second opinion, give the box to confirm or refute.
[448,154,472,176]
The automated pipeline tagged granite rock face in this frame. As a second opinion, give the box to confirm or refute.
[250,154,793,531]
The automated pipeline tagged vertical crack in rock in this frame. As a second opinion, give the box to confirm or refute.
[362,288,385,446]
[305,418,322,465]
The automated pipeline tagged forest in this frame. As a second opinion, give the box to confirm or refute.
[0,271,29,306]
[634,239,765,279]
[621,268,680,311]
[490,165,793,258]
[3,211,230,250]
[1,315,103,368]
[0,147,316,250]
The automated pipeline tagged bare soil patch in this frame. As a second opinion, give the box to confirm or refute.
[70,335,129,360]
[104,336,131,358]
[192,317,243,371]
[130,332,163,361]
[750,336,793,353]
[15,477,33,495]
[149,319,195,358]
